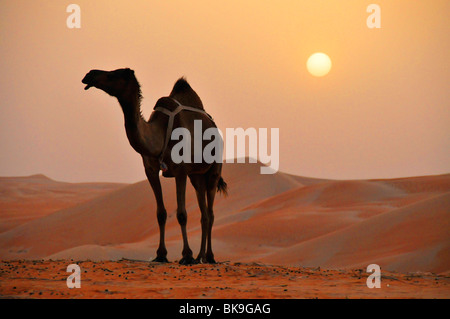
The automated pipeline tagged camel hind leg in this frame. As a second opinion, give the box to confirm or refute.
[205,166,222,264]
[189,174,209,263]
[205,183,217,264]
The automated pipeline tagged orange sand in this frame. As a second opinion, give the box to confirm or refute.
[0,260,448,299]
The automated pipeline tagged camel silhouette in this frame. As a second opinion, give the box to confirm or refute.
[82,68,227,264]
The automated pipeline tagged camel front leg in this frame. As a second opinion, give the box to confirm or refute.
[145,167,168,263]
[176,174,196,265]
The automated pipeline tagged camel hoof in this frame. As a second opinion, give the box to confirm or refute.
[152,256,169,263]
[206,257,216,264]
[195,256,206,264]
[179,256,198,265]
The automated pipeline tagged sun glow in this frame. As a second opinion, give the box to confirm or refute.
[307,53,332,77]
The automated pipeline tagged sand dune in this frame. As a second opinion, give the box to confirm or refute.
[0,174,125,233]
[0,181,156,259]
[260,192,450,273]
[0,163,449,274]
[0,162,300,260]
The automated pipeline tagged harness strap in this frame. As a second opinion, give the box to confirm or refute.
[154,98,214,171]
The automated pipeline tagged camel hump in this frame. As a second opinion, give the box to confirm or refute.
[171,77,192,94]
[169,77,204,110]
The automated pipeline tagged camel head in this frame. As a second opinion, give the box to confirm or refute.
[82,68,138,98]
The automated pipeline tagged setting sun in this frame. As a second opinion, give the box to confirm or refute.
[307,52,332,77]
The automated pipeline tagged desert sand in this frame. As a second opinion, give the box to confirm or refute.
[0,260,448,299]
[0,161,449,298]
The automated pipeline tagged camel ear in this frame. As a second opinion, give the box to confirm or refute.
[122,68,135,80]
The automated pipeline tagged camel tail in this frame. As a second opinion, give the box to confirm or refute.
[217,177,228,196]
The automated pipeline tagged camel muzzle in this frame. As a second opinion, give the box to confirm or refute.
[82,70,102,90]
[81,75,94,90]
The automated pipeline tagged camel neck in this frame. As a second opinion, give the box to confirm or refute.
[118,96,143,126]
[118,95,149,156]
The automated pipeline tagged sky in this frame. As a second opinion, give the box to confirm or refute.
[0,0,449,183]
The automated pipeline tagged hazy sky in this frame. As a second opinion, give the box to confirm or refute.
[0,0,449,183]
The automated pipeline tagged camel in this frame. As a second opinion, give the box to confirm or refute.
[81,68,227,265]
